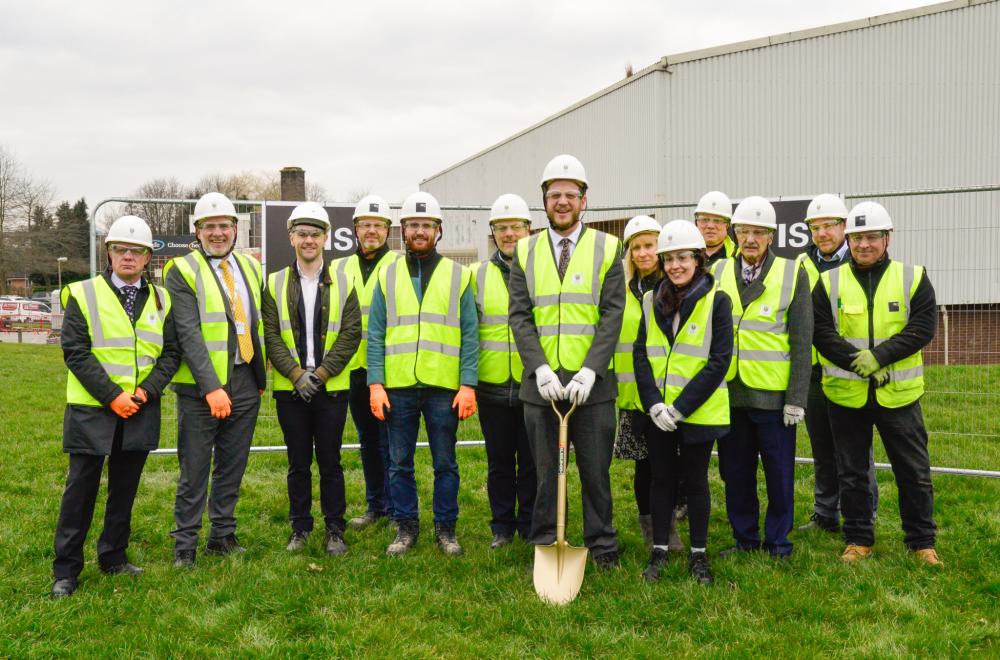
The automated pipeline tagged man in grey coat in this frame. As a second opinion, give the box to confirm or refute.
[508,154,625,568]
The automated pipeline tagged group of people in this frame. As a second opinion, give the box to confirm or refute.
[50,154,941,599]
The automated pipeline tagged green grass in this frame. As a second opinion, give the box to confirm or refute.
[0,344,997,656]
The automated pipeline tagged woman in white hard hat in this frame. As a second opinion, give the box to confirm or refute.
[632,220,733,585]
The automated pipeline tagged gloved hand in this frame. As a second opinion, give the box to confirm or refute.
[649,403,677,432]
[110,391,140,419]
[133,387,148,404]
[205,388,232,419]
[535,364,564,402]
[452,385,477,420]
[563,367,596,406]
[369,384,391,421]
[294,370,323,403]
[851,350,882,378]
[783,404,805,427]
[871,366,891,388]
[666,405,684,426]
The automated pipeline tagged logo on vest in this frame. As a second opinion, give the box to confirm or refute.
[147,313,157,324]
[571,273,583,285]
[888,301,900,312]
[687,323,699,334]
[760,304,772,316]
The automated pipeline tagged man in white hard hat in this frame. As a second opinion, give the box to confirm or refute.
[262,202,361,555]
[797,194,878,534]
[471,193,536,549]
[366,191,479,557]
[812,202,940,566]
[712,196,812,559]
[52,215,180,597]
[694,191,737,266]
[334,195,399,530]
[509,154,625,569]
[165,192,267,567]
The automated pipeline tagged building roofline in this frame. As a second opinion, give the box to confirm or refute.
[421,0,988,184]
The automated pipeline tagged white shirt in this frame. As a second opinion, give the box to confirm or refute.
[110,272,141,292]
[211,254,252,364]
[298,265,320,369]
[548,222,584,265]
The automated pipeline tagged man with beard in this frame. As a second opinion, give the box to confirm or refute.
[366,191,479,557]
[508,154,625,569]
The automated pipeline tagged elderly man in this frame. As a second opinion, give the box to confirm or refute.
[166,192,267,567]
[52,215,180,597]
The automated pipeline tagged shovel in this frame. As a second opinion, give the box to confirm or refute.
[533,400,588,605]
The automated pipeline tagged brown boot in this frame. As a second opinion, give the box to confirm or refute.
[840,544,873,562]
[913,548,943,567]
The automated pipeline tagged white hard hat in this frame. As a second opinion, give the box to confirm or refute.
[805,194,849,223]
[732,196,777,230]
[846,201,893,234]
[694,191,733,221]
[287,202,330,231]
[400,191,442,223]
[540,154,588,190]
[657,219,706,254]
[105,215,154,249]
[489,193,532,224]
[353,194,392,224]
[192,192,239,224]
[623,215,661,244]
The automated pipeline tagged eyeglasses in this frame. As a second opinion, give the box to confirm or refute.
[808,220,844,233]
[403,221,438,231]
[734,227,773,239]
[109,245,150,256]
[847,231,888,244]
[695,215,729,226]
[492,222,529,234]
[200,221,235,232]
[292,229,325,240]
[662,251,696,265]
[544,191,582,202]
[356,221,389,231]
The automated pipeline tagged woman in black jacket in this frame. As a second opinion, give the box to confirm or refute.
[633,220,733,585]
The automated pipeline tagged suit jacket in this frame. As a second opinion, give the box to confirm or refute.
[508,224,625,406]
[166,250,267,398]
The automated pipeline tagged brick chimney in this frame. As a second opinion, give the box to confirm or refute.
[280,166,306,201]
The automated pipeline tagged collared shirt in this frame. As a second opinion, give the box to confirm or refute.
[211,254,252,364]
[110,272,142,292]
[739,255,766,285]
[818,241,850,264]
[548,221,583,265]
[298,263,321,369]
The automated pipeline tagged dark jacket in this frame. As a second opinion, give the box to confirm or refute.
[633,272,733,444]
[812,254,937,408]
[509,225,625,406]
[61,274,181,455]
[165,250,267,398]
[476,249,521,407]
[262,260,361,400]
[727,250,813,411]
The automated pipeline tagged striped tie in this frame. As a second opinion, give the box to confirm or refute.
[219,260,254,363]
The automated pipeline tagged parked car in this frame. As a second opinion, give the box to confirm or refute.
[31,291,51,302]
[0,299,52,331]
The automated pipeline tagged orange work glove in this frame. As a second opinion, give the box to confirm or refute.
[369,384,390,421]
[205,388,232,419]
[452,385,477,421]
[133,387,148,404]
[110,391,140,419]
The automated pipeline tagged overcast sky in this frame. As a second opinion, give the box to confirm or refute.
[2,0,928,208]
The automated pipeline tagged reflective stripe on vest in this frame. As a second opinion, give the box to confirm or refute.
[64,277,172,407]
[515,228,620,371]
[334,250,399,371]
[471,260,522,384]
[641,289,729,426]
[268,265,352,392]
[380,257,469,390]
[713,256,797,390]
[614,287,643,410]
[167,250,264,386]
[819,260,924,409]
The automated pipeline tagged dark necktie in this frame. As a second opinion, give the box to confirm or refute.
[557,238,571,280]
[122,285,138,319]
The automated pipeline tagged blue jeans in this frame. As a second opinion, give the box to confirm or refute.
[385,388,460,524]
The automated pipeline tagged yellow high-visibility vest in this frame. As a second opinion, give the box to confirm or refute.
[614,287,643,410]
[334,250,399,371]
[470,259,523,384]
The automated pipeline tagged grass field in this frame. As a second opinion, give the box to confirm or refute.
[0,344,997,657]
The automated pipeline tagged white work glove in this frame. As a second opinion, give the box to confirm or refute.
[563,367,596,406]
[535,364,564,402]
[783,404,805,427]
[650,403,679,432]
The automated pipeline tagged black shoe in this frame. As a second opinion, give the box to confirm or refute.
[349,510,388,530]
[51,577,78,598]
[593,551,620,570]
[719,544,760,558]
[798,513,840,533]
[205,534,245,556]
[173,548,196,568]
[386,520,419,556]
[689,552,714,585]
[642,548,669,582]
[101,561,144,576]
[490,532,514,550]
[286,530,310,552]
[325,530,348,556]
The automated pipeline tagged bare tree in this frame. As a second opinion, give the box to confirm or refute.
[129,177,188,234]
[348,187,372,203]
[0,145,26,293]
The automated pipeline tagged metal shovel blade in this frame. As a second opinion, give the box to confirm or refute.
[533,540,588,605]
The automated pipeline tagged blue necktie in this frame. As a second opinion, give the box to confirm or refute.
[122,285,138,319]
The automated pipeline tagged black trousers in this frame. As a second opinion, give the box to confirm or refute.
[828,400,936,550]
[478,399,536,537]
[276,392,350,534]
[348,368,391,517]
[53,423,148,579]
[647,427,713,549]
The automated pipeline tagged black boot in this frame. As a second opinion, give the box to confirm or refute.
[386,520,419,556]
[642,548,669,582]
[434,522,463,556]
[689,551,714,586]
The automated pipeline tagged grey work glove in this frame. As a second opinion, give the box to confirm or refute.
[535,364,564,402]
[783,404,805,427]
[563,367,596,406]
[294,370,323,403]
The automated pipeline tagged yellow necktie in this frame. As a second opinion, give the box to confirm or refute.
[219,260,254,363]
